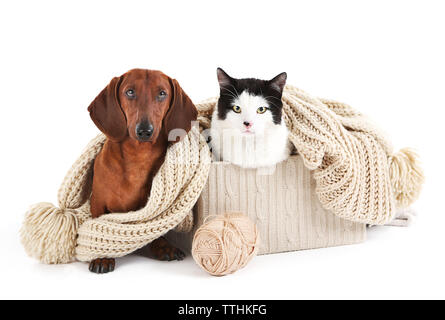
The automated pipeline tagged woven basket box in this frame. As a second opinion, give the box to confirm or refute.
[166,155,366,255]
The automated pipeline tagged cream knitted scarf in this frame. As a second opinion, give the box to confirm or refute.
[21,127,211,263]
[21,85,423,264]
[196,85,423,224]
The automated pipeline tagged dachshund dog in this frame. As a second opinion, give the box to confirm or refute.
[87,69,197,274]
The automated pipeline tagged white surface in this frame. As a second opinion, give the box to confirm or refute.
[0,0,443,300]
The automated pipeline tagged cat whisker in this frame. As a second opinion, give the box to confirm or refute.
[221,87,238,100]
[264,95,283,102]
[221,87,237,96]
[227,83,240,97]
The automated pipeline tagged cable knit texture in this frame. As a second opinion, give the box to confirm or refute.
[20,85,423,264]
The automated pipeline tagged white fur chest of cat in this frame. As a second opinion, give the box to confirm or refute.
[210,68,291,169]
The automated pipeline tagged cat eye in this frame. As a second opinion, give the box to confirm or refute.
[257,106,268,114]
[232,105,241,113]
[125,89,136,98]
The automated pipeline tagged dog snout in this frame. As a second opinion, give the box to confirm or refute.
[135,121,154,141]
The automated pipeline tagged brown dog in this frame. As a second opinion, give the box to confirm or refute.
[87,69,197,273]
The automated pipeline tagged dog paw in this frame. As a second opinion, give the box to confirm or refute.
[150,237,186,261]
[88,258,116,274]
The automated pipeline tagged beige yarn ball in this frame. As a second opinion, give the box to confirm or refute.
[192,212,260,276]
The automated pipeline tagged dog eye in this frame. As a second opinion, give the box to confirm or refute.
[125,89,135,98]
[159,90,167,97]
[257,106,267,114]
[232,105,241,113]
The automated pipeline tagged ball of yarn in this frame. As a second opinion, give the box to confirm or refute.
[192,212,260,276]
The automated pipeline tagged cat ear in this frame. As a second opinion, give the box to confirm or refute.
[216,68,233,88]
[269,72,287,93]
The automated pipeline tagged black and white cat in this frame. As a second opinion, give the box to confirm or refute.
[210,68,291,168]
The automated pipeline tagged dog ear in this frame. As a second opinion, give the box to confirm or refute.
[88,76,127,142]
[164,78,198,143]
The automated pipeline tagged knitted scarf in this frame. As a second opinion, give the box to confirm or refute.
[21,127,211,263]
[196,85,423,224]
[21,85,423,264]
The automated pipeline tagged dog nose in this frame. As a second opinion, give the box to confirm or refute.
[135,122,154,141]
[243,121,252,128]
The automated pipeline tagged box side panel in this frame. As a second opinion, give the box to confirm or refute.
[165,156,366,255]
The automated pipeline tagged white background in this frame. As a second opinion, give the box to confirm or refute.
[1,0,444,299]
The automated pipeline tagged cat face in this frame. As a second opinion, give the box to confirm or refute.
[215,68,287,136]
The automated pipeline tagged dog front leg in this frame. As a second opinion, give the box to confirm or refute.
[89,196,116,274]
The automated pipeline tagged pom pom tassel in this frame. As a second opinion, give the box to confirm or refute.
[20,202,79,264]
[389,148,424,208]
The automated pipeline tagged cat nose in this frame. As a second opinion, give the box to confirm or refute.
[243,121,252,128]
